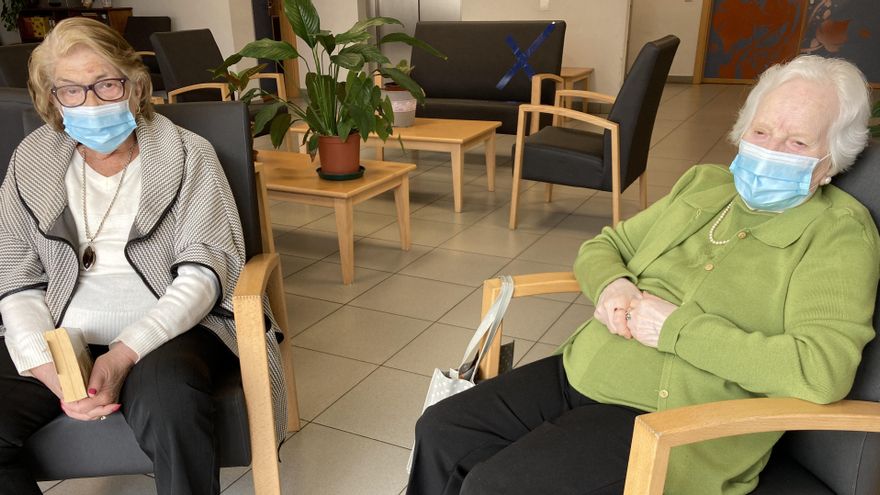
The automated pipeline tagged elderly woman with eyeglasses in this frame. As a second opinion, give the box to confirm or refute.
[408,56,880,495]
[0,18,286,495]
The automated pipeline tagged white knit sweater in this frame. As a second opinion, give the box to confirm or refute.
[0,152,219,374]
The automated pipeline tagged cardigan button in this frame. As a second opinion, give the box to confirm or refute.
[658,389,669,399]
[737,231,747,239]
[704,263,714,271]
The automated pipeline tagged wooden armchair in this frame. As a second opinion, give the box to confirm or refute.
[478,143,880,494]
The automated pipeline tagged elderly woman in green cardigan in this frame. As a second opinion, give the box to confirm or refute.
[407,55,880,495]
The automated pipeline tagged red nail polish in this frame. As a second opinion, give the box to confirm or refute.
[88,388,97,395]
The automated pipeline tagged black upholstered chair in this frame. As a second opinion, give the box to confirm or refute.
[0,87,42,182]
[509,35,679,228]
[122,16,172,92]
[410,21,566,135]
[17,101,299,495]
[480,143,880,494]
[0,42,38,88]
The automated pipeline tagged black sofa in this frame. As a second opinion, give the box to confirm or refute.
[0,87,42,183]
[410,21,566,134]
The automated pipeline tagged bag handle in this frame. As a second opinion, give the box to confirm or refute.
[457,275,514,382]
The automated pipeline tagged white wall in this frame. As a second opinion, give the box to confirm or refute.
[628,0,702,78]
[299,0,361,87]
[461,0,631,95]
[115,0,255,61]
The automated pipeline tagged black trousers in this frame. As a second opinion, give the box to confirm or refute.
[0,326,238,495]
[407,355,643,495]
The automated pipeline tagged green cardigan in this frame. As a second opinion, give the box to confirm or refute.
[560,164,880,494]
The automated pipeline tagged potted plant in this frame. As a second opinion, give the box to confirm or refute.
[1,0,36,32]
[215,0,444,178]
[379,60,418,127]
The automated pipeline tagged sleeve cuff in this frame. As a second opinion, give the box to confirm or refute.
[657,301,704,354]
[113,318,169,362]
[7,332,54,375]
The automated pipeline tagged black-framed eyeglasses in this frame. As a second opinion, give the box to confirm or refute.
[51,77,128,108]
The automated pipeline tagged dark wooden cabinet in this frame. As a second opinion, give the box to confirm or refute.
[17,7,132,43]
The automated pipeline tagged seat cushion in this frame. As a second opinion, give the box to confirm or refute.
[23,363,250,480]
[417,98,521,134]
[750,452,834,494]
[516,126,608,190]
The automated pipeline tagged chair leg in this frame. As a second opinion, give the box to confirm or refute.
[639,171,648,210]
[613,192,621,227]
[509,153,523,230]
[545,183,553,203]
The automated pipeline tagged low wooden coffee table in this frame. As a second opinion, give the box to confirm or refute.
[289,118,501,212]
[255,150,415,284]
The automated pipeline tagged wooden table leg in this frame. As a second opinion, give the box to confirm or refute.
[334,199,355,284]
[394,176,412,251]
[451,146,464,213]
[375,142,385,161]
[485,132,496,192]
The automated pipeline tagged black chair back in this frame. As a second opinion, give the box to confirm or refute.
[155,102,262,259]
[774,143,880,495]
[123,16,171,91]
[0,87,41,183]
[0,42,38,88]
[605,35,679,189]
[150,29,225,102]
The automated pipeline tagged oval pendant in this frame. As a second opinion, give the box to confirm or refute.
[82,245,96,271]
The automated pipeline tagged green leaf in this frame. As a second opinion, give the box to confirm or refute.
[379,67,425,104]
[330,52,365,71]
[316,33,336,55]
[212,53,243,78]
[337,120,353,141]
[284,0,320,48]
[307,133,320,154]
[335,16,402,44]
[239,39,299,61]
[254,101,285,135]
[334,31,371,45]
[379,32,447,60]
[269,113,293,149]
[238,87,260,104]
[340,44,389,66]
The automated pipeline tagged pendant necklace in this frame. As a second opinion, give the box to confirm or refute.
[79,141,136,270]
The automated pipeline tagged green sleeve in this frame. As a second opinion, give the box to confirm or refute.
[573,166,702,303]
[658,212,879,403]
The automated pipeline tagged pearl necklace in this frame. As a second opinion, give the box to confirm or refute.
[707,200,735,245]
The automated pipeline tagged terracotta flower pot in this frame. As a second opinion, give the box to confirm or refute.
[317,133,361,176]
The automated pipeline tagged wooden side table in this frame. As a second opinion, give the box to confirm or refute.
[255,150,415,284]
[560,67,594,122]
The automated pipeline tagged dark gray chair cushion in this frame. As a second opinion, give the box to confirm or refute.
[19,102,260,480]
[0,43,38,88]
[123,16,172,92]
[751,449,835,494]
[411,21,565,134]
[150,29,225,103]
[0,87,40,184]
[519,126,605,188]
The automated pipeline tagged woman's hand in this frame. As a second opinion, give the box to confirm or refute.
[627,292,678,348]
[594,278,643,339]
[61,343,137,421]
[29,362,63,399]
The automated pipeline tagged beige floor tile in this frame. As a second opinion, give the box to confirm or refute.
[291,347,377,421]
[42,475,156,495]
[349,274,472,320]
[400,248,511,287]
[439,182,516,207]
[548,212,611,240]
[315,367,429,448]
[516,342,559,368]
[440,224,542,258]
[283,293,342,337]
[415,163,486,184]
[279,254,316,278]
[283,261,392,303]
[273,228,351,260]
[385,322,477,376]
[325,238,432,272]
[574,196,642,220]
[410,200,499,225]
[268,202,333,228]
[223,423,409,495]
[220,466,250,491]
[39,480,62,492]
[353,192,401,215]
[700,138,737,165]
[650,118,683,146]
[484,203,569,234]
[293,306,431,364]
[408,176,454,205]
[303,210,398,237]
[517,234,589,267]
[370,217,467,247]
[540,303,594,345]
[650,122,731,161]
[440,290,570,341]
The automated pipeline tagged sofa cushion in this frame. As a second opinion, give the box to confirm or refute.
[417,98,520,134]
[517,126,607,190]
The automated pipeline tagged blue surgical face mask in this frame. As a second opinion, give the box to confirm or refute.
[729,140,828,212]
[62,99,136,154]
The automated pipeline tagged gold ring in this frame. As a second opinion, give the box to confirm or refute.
[99,415,107,421]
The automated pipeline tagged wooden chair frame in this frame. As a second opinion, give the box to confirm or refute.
[166,72,287,104]
[478,272,880,494]
[229,164,300,494]
[509,84,648,229]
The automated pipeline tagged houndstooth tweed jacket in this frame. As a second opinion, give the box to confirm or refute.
[0,113,287,443]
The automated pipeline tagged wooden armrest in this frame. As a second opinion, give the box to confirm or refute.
[554,89,616,105]
[248,72,288,100]
[530,73,564,105]
[135,50,155,58]
[519,103,618,133]
[167,83,231,103]
[477,272,580,379]
[233,252,284,494]
[150,96,165,105]
[624,398,880,494]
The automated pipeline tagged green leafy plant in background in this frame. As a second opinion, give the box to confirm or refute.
[214,0,445,151]
[1,0,29,32]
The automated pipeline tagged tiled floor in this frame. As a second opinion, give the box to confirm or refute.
[41,83,748,494]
